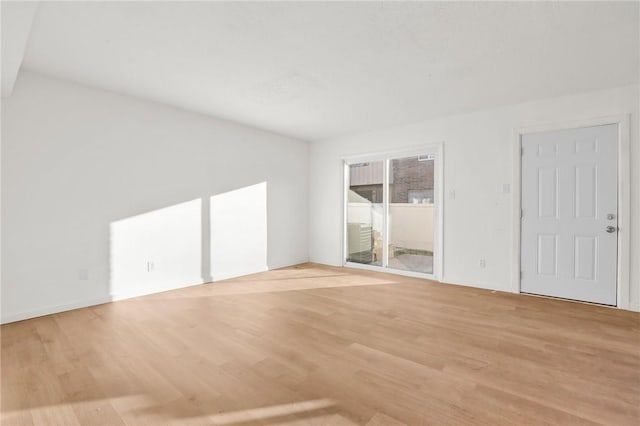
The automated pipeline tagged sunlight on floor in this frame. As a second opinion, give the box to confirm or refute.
[205,398,336,425]
[2,396,353,426]
[1,395,154,426]
[139,266,405,300]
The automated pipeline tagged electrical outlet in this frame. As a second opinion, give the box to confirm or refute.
[78,269,89,280]
[147,261,155,272]
[502,183,511,194]
[449,189,456,199]
[479,258,486,268]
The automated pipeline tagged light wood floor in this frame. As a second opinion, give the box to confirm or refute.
[2,264,639,425]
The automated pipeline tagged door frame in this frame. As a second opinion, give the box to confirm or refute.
[341,144,444,281]
[512,114,631,309]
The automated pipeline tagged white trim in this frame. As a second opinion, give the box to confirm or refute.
[1,277,214,324]
[513,114,632,310]
[345,261,436,281]
[382,158,389,267]
[434,143,444,280]
[341,160,349,264]
[341,143,444,281]
[343,146,439,164]
[1,260,310,323]
[442,277,510,293]
[1,295,113,324]
[617,117,631,310]
[110,278,207,302]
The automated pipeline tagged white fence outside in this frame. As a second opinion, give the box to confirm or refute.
[347,202,434,255]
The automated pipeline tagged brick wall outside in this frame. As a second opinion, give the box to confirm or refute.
[349,157,434,203]
[390,158,434,203]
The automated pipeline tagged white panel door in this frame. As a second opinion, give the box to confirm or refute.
[521,124,618,305]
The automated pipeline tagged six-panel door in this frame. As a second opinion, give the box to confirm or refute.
[521,124,618,305]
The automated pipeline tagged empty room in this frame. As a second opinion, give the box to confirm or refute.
[1,1,639,425]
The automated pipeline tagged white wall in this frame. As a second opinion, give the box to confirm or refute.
[3,73,637,322]
[110,198,203,300]
[1,71,309,323]
[210,182,268,282]
[310,85,640,310]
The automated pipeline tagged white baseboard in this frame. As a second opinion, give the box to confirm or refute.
[1,280,207,324]
[1,296,113,324]
[110,279,205,302]
[438,277,512,293]
[3,265,637,323]
[0,264,303,324]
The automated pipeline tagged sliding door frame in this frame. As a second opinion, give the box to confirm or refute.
[342,144,444,281]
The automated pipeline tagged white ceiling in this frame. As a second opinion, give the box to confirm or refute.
[12,1,640,140]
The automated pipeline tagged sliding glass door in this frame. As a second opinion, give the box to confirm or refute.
[388,154,435,274]
[346,161,384,266]
[344,149,439,277]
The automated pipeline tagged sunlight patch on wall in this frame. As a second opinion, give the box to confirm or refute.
[110,199,202,299]
[210,182,268,281]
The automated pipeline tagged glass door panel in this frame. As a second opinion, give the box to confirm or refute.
[387,154,435,274]
[346,161,384,266]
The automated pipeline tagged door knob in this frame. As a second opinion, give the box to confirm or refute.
[606,226,617,233]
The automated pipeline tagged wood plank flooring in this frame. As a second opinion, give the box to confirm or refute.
[2,263,639,425]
